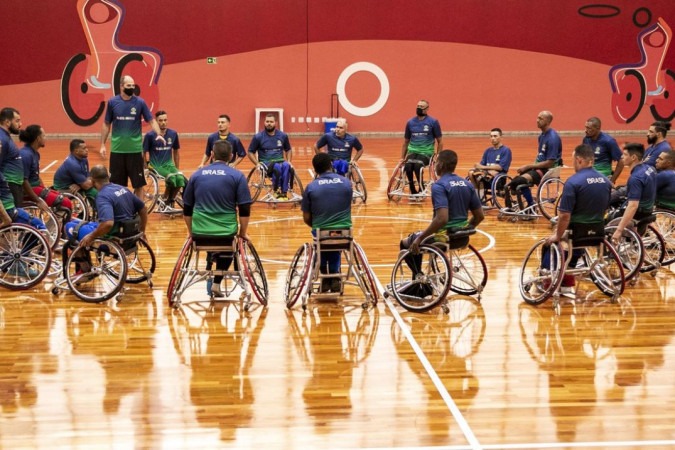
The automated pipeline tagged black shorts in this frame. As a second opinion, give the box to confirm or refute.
[110,152,146,189]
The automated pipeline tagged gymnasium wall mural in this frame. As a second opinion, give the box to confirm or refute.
[1,0,674,134]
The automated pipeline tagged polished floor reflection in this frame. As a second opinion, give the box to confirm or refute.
[1,135,674,449]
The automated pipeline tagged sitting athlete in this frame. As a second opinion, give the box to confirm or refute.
[401,150,484,294]
[18,124,73,220]
[183,140,252,298]
[301,153,353,293]
[506,110,562,210]
[467,127,512,195]
[198,114,247,169]
[53,139,98,202]
[248,114,293,200]
[543,144,611,293]
[143,110,187,210]
[313,118,363,176]
[655,149,675,211]
[401,99,443,195]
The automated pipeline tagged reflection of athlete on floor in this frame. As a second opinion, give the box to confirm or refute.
[401,100,443,195]
[313,118,363,175]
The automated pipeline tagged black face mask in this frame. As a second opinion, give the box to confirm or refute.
[123,87,135,96]
[416,107,427,117]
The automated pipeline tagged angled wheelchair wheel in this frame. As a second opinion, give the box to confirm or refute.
[449,244,488,296]
[285,243,314,309]
[0,224,52,289]
[247,166,265,202]
[238,238,268,306]
[124,237,156,284]
[61,192,89,221]
[22,202,61,250]
[519,239,564,305]
[491,174,513,210]
[167,238,194,308]
[352,242,379,305]
[640,225,666,273]
[390,245,451,313]
[582,240,625,297]
[537,177,564,221]
[143,169,159,213]
[387,161,406,202]
[289,169,304,199]
[349,165,367,204]
[604,225,643,281]
[654,210,675,266]
[65,239,127,303]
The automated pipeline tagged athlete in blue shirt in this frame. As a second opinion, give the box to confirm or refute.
[582,117,624,183]
[655,149,675,210]
[545,144,612,290]
[54,139,98,200]
[248,114,293,200]
[404,149,484,255]
[183,140,253,297]
[507,110,562,208]
[611,143,657,242]
[199,114,247,168]
[302,153,353,292]
[313,118,363,176]
[644,121,672,167]
[401,100,443,195]
[0,107,28,208]
[468,127,512,192]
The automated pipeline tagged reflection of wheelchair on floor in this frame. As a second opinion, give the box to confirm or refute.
[387,154,437,202]
[52,226,155,303]
[0,223,52,290]
[519,226,625,310]
[469,172,512,210]
[498,167,564,222]
[386,228,488,313]
[167,236,268,311]
[142,167,185,216]
[284,229,379,311]
[246,163,303,204]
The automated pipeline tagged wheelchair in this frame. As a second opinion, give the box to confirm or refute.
[284,228,379,311]
[386,228,488,313]
[498,167,564,222]
[653,208,675,267]
[52,227,156,303]
[21,201,63,251]
[247,162,303,204]
[387,153,437,202]
[519,226,625,309]
[167,235,268,311]
[468,171,512,210]
[56,189,96,222]
[0,223,52,290]
[347,162,367,204]
[142,167,185,216]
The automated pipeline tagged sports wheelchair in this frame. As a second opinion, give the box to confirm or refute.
[247,162,303,204]
[386,228,488,313]
[498,167,564,222]
[468,171,512,210]
[142,167,186,216]
[53,188,96,222]
[0,223,52,290]
[653,208,675,267]
[519,224,625,309]
[167,235,268,311]
[387,154,438,202]
[284,229,379,311]
[52,221,155,303]
[347,161,367,204]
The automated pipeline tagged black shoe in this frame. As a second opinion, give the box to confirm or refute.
[331,279,342,293]
[321,278,331,293]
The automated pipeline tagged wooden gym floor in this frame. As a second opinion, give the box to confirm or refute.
[1,134,675,449]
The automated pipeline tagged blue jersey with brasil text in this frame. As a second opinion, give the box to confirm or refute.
[301,172,352,230]
[404,116,442,157]
[431,173,481,229]
[104,95,153,154]
[182,162,252,237]
[315,132,363,161]
[248,129,291,163]
[557,167,611,223]
[96,182,145,224]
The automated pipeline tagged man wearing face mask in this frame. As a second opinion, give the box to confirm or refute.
[401,100,443,196]
[100,75,164,200]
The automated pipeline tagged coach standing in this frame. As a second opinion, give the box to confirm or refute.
[100,75,164,200]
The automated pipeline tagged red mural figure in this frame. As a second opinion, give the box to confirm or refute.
[609,17,675,124]
[60,0,163,127]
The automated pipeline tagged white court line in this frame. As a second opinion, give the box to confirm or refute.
[41,160,58,172]
[481,439,675,449]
